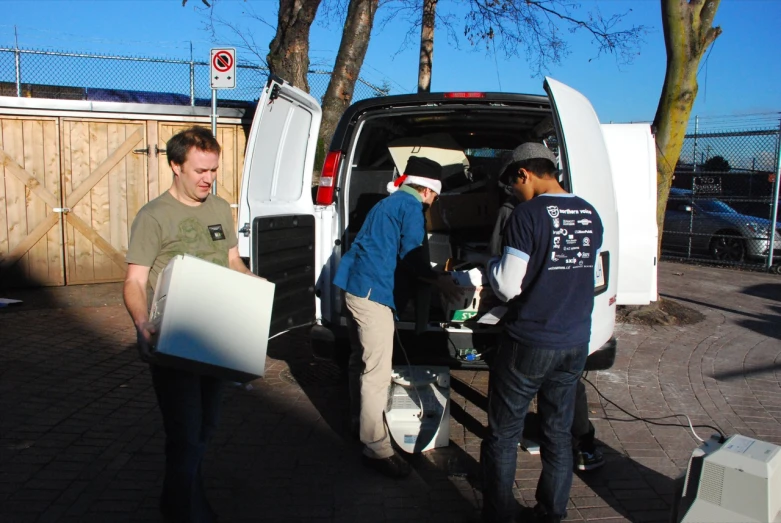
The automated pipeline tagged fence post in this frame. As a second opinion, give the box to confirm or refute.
[692,116,699,172]
[767,118,781,270]
[14,26,21,97]
[189,42,195,106]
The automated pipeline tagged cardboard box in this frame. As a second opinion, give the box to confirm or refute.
[148,254,275,382]
[441,268,493,323]
[387,134,468,178]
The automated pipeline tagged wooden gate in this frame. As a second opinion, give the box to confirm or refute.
[61,120,147,284]
[156,123,247,223]
[0,110,249,287]
[0,117,65,286]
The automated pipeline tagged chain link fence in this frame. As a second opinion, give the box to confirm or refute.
[0,46,389,108]
[662,123,781,270]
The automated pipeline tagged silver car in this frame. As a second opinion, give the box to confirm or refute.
[662,188,781,262]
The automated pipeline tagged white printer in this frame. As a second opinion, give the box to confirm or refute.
[148,254,275,382]
[385,366,450,453]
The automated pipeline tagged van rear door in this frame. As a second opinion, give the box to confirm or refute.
[544,77,618,354]
[237,76,322,336]
[602,124,658,305]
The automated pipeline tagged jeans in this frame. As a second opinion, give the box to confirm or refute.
[150,364,225,523]
[572,379,596,453]
[480,336,588,523]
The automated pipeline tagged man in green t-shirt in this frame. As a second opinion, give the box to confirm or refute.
[123,126,257,523]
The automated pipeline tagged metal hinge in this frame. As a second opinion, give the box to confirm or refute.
[269,84,281,104]
[239,223,250,237]
[133,145,166,156]
[53,207,70,214]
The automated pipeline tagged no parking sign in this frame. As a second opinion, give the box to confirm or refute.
[210,48,236,89]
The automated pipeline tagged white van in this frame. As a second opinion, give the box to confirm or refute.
[237,75,657,369]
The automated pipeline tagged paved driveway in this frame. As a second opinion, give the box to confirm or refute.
[1,262,779,522]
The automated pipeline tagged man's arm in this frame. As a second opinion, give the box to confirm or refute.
[488,247,528,302]
[123,264,155,361]
[228,246,253,276]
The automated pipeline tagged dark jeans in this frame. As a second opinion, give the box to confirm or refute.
[481,336,588,523]
[150,364,225,523]
[572,379,596,453]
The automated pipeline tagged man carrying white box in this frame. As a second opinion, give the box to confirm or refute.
[123,127,259,523]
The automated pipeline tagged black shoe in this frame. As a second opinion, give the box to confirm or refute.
[530,505,563,523]
[574,448,605,471]
[361,452,412,479]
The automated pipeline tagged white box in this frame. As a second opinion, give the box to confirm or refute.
[148,254,275,382]
[441,268,491,322]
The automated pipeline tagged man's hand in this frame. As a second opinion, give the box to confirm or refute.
[135,321,157,363]
[436,274,463,304]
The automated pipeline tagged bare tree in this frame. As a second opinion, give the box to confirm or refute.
[654,0,722,250]
[319,0,381,163]
[267,0,324,90]
[418,0,436,92]
[380,0,647,84]
[193,0,322,91]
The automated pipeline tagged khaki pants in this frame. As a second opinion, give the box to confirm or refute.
[345,291,395,459]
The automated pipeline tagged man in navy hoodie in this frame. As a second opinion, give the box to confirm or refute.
[481,143,603,523]
[333,156,460,479]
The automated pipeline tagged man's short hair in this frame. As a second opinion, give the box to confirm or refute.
[507,158,557,182]
[167,127,221,167]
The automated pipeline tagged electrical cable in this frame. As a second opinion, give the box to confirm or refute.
[393,325,426,420]
[581,374,726,443]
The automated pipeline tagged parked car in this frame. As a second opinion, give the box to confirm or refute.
[662,188,781,262]
[237,76,658,370]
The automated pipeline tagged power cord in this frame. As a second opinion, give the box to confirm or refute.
[581,374,726,443]
[394,325,426,420]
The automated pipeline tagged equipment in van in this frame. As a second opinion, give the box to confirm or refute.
[384,365,450,453]
[148,254,275,383]
[672,434,781,523]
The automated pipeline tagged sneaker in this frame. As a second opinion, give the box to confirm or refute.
[575,449,605,471]
[361,452,412,479]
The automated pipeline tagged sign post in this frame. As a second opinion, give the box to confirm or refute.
[209,48,236,194]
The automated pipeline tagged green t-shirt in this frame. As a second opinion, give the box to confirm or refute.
[126,191,239,289]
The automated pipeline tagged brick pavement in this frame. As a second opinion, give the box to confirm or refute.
[1,261,780,522]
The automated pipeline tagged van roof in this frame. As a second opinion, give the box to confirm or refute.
[330,91,550,151]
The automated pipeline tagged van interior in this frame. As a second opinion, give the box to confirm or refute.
[342,105,563,325]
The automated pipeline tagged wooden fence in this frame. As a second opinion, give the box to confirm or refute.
[0,98,251,287]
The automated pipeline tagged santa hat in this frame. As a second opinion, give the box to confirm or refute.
[387,156,443,195]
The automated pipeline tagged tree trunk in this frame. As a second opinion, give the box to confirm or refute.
[417,0,437,93]
[653,0,722,254]
[318,0,380,166]
[267,0,322,91]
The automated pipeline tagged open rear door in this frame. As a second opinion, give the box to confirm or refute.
[237,76,322,336]
[544,77,618,353]
[602,124,658,305]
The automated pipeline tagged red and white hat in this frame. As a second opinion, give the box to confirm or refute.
[387,156,443,195]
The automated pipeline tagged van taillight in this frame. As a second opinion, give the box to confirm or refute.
[316,151,342,205]
[443,92,485,99]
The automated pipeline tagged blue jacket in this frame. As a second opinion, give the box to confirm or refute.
[333,186,436,310]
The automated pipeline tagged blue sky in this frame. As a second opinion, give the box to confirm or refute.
[0,0,779,126]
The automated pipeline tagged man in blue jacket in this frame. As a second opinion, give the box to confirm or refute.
[334,156,460,479]
[481,143,604,523]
